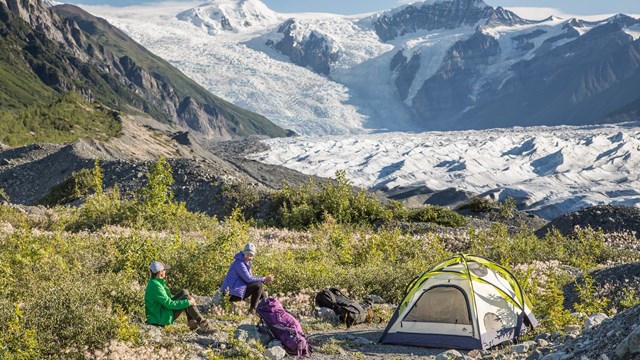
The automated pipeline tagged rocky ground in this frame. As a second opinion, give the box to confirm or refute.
[563,262,640,312]
[80,290,640,360]
[536,205,640,240]
[0,116,312,218]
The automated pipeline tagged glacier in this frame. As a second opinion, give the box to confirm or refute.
[247,123,640,219]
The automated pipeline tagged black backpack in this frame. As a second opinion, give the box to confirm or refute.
[315,288,371,328]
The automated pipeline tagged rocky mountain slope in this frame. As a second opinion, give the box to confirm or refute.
[89,0,640,135]
[0,0,287,140]
[0,115,309,217]
[536,205,640,239]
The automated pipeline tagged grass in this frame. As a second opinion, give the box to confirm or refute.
[0,93,122,147]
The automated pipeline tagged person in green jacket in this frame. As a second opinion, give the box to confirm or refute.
[144,260,211,332]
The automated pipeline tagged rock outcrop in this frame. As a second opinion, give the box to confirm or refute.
[269,18,339,76]
[372,0,531,41]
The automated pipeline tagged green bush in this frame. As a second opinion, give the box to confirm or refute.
[574,273,610,316]
[406,205,467,227]
[214,179,262,217]
[532,270,574,333]
[65,158,214,232]
[38,160,104,206]
[0,231,144,357]
[269,170,392,229]
[0,304,39,359]
[498,196,516,219]
[459,197,495,213]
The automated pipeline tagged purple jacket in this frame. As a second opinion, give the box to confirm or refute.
[220,252,265,298]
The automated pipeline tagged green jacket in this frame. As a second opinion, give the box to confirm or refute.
[144,278,189,326]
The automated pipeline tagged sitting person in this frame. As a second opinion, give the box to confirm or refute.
[220,243,274,314]
[144,261,211,332]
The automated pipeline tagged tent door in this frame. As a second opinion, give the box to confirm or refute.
[401,285,474,336]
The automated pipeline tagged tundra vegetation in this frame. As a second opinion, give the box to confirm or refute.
[0,159,638,358]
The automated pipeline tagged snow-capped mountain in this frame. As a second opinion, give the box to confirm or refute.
[248,122,640,220]
[177,0,281,35]
[85,0,640,135]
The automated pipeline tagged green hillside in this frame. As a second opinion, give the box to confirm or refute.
[0,92,121,146]
[0,1,287,146]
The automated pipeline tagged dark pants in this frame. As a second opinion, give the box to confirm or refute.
[172,289,204,324]
[230,282,265,311]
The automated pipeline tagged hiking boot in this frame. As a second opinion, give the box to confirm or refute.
[197,320,215,334]
[187,319,199,330]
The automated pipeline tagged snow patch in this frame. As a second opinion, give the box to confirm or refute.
[624,24,640,40]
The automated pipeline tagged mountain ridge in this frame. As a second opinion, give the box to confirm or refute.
[121,0,640,135]
[0,0,289,141]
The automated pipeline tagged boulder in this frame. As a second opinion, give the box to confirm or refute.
[234,324,271,344]
[527,350,543,360]
[264,346,287,360]
[0,222,14,233]
[514,341,536,353]
[584,313,608,330]
[194,335,217,347]
[352,337,372,346]
[366,294,386,304]
[314,307,337,321]
[565,325,582,334]
[467,349,481,358]
[436,350,462,360]
[616,325,640,359]
[540,352,569,360]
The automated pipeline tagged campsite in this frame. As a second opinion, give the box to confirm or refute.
[1,159,640,359]
[2,0,640,358]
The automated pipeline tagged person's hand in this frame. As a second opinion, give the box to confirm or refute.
[188,297,197,306]
[264,274,275,283]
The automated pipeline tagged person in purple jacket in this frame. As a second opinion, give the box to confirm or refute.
[220,242,274,314]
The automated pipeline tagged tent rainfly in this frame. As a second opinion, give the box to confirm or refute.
[379,254,537,350]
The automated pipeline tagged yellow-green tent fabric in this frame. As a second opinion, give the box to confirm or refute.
[380,254,537,350]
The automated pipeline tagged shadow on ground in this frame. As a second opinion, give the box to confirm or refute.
[308,326,445,358]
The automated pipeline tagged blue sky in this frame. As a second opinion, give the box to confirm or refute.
[69,0,640,16]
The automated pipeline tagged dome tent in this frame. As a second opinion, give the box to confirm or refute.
[379,254,537,350]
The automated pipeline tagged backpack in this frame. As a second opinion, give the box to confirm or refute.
[256,297,310,359]
[315,288,371,328]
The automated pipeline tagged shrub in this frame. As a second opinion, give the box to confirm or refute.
[533,270,574,333]
[270,170,391,229]
[65,158,215,232]
[214,178,262,217]
[0,231,144,357]
[498,196,516,219]
[0,304,39,359]
[406,205,467,227]
[574,273,610,316]
[38,160,104,206]
[459,197,494,213]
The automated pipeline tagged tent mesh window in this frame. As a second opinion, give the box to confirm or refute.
[404,286,471,324]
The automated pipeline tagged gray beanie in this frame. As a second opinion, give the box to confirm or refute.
[243,242,257,255]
